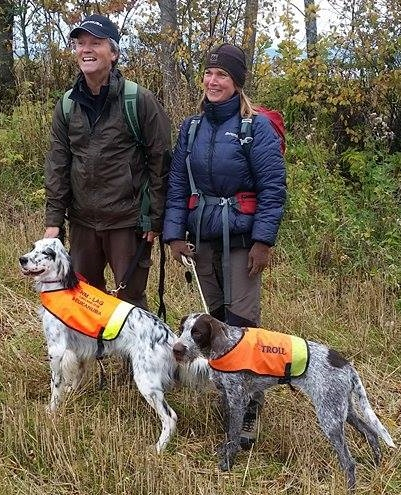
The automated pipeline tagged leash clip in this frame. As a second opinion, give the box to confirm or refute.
[109,282,126,297]
[180,244,209,314]
[180,242,195,266]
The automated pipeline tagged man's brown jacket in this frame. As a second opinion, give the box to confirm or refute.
[45,69,171,233]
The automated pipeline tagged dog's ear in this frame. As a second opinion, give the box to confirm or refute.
[178,315,190,335]
[190,315,211,348]
[192,314,228,351]
[208,316,229,351]
[64,261,79,289]
[54,241,78,289]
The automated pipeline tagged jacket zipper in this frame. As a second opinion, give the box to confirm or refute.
[207,125,217,191]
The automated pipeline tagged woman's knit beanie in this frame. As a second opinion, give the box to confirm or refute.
[205,43,247,88]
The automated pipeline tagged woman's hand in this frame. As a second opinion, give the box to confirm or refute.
[169,240,195,264]
[248,242,272,277]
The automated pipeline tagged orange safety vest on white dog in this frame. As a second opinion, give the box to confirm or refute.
[208,327,309,381]
[40,281,134,340]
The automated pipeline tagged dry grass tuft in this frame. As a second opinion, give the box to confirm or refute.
[0,204,400,494]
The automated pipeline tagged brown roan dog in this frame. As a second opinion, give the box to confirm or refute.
[173,313,395,492]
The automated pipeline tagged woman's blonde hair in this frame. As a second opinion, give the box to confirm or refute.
[198,86,259,118]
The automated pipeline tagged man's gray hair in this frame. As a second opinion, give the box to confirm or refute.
[108,38,120,66]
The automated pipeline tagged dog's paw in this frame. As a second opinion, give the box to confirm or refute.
[216,442,227,456]
[154,441,168,455]
[45,404,57,415]
[219,458,231,472]
[219,453,236,472]
[144,444,158,456]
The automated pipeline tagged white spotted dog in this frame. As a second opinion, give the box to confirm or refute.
[173,313,395,492]
[19,238,209,453]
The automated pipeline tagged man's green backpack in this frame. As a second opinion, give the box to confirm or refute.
[61,80,151,232]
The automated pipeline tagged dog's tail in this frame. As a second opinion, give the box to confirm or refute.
[350,367,395,448]
[176,357,210,388]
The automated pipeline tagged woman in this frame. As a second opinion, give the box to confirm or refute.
[163,42,286,448]
[164,42,286,323]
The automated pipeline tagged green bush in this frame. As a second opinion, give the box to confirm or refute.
[279,141,401,287]
[0,100,54,203]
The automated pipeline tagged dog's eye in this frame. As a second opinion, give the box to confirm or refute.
[43,248,56,260]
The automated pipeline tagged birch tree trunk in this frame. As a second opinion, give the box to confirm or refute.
[304,0,317,59]
[242,0,258,92]
[157,0,180,111]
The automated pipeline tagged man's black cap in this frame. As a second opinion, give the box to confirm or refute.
[70,14,120,44]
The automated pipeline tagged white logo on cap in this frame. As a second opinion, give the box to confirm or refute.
[81,20,103,28]
[210,54,219,62]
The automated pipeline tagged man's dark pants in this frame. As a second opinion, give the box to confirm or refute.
[69,223,151,309]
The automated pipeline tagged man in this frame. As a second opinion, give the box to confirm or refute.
[44,14,171,308]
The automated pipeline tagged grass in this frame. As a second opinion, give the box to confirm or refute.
[0,197,400,495]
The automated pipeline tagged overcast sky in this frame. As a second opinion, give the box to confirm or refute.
[273,0,341,46]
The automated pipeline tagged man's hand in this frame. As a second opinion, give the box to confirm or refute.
[44,226,60,238]
[143,231,159,243]
[169,240,195,264]
[248,242,272,277]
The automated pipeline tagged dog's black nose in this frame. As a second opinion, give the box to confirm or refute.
[19,256,28,265]
[173,342,187,360]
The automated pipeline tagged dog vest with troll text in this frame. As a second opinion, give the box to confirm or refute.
[208,327,310,381]
[40,281,134,340]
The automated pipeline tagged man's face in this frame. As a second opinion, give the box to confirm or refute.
[73,32,117,79]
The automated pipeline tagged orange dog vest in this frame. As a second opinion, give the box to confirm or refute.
[208,327,309,380]
[40,281,134,340]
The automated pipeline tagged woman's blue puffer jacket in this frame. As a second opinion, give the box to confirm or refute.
[163,94,286,246]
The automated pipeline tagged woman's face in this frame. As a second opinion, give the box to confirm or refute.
[203,68,236,103]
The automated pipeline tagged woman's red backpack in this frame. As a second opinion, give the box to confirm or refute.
[239,107,286,155]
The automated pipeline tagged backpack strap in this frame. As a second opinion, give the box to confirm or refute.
[186,115,202,196]
[61,81,142,142]
[239,117,254,157]
[122,80,151,233]
[187,115,202,153]
[123,80,144,146]
[185,115,235,305]
[185,116,203,252]
[61,89,73,124]
[123,81,168,318]
[244,109,286,155]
